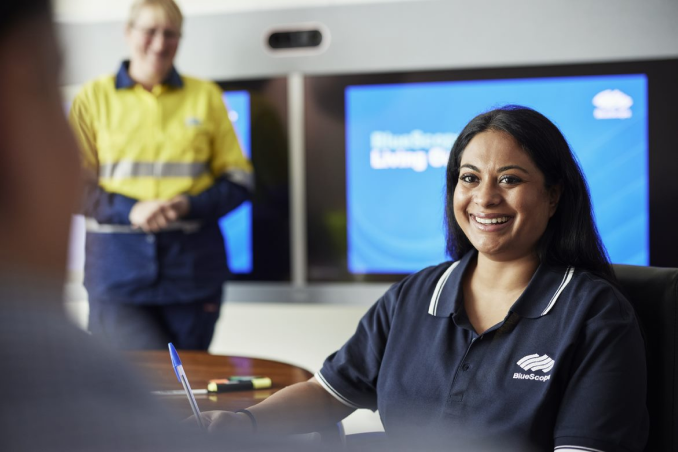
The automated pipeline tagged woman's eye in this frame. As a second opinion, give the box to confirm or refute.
[499,175,522,185]
[459,174,478,183]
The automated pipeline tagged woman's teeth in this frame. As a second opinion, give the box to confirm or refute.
[474,216,509,225]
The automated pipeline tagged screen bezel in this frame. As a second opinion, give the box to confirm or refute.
[304,59,678,282]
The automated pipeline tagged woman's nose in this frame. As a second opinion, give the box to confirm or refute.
[473,181,501,207]
[150,34,168,50]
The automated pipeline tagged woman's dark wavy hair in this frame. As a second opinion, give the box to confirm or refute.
[445,105,614,281]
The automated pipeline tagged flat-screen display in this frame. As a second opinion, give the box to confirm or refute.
[306,60,678,281]
[218,78,290,281]
[220,90,253,274]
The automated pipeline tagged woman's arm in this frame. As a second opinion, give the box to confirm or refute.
[200,280,403,436]
[182,176,251,221]
[553,285,648,451]
[201,377,355,435]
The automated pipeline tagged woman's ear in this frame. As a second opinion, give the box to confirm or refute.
[548,184,562,217]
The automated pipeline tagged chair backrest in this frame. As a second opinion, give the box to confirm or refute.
[612,264,678,452]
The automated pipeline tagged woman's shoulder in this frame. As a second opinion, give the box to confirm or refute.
[564,267,637,322]
[178,75,221,94]
[74,75,117,101]
[401,261,460,288]
[368,261,460,321]
[382,261,461,306]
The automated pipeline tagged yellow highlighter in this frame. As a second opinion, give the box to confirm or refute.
[207,377,272,393]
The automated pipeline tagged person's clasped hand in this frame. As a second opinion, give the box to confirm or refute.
[129,195,190,233]
[167,194,190,218]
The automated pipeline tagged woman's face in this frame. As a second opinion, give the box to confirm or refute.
[125,6,180,83]
[453,130,560,262]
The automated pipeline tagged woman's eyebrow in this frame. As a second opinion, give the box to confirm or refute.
[460,163,530,174]
[460,163,480,171]
[498,165,530,174]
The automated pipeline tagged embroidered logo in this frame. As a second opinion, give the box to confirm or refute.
[185,117,202,127]
[513,354,554,382]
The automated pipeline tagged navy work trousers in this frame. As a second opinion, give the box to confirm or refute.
[88,296,222,350]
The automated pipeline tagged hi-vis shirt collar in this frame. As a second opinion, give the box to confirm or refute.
[115,60,183,89]
[428,250,575,319]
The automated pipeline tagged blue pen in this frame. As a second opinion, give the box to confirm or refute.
[168,343,205,430]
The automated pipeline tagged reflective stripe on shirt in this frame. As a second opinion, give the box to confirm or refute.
[85,217,202,234]
[225,168,255,191]
[99,161,209,179]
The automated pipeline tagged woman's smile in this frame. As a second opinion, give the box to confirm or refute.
[453,130,560,261]
[469,214,515,233]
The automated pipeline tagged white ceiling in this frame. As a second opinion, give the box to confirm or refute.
[53,0,417,22]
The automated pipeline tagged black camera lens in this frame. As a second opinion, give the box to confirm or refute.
[268,30,323,49]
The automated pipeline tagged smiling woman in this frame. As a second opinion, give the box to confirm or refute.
[125,0,182,90]
[196,105,649,452]
[68,0,253,351]
[446,105,618,336]
[453,130,560,263]
[445,105,612,279]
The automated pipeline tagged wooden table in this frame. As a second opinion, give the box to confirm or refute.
[126,351,314,416]
[126,351,344,444]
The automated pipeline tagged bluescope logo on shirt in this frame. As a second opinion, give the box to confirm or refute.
[513,354,554,382]
[185,117,203,127]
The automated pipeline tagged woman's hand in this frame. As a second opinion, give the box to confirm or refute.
[129,200,177,232]
[190,410,255,434]
[184,379,354,436]
[129,196,190,232]
[167,195,190,218]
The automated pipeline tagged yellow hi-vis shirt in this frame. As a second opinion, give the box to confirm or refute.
[69,69,253,203]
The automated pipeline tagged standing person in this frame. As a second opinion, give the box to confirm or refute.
[198,106,648,452]
[69,0,253,350]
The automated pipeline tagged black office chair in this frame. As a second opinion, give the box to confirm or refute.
[613,264,678,452]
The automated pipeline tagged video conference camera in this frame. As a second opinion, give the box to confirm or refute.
[268,29,323,49]
[265,24,329,54]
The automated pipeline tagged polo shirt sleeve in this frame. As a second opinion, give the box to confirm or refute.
[69,86,137,224]
[185,175,250,220]
[316,282,400,412]
[68,88,99,175]
[553,283,648,452]
[184,83,254,220]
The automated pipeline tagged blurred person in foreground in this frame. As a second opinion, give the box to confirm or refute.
[0,2,319,451]
[0,0,215,449]
[69,0,252,350]
[197,106,649,452]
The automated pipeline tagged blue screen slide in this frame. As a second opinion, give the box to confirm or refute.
[346,75,648,273]
[219,91,252,274]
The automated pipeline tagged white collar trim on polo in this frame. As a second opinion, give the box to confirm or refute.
[427,260,575,318]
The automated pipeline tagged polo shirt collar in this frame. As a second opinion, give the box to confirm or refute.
[427,250,575,319]
[427,250,475,318]
[114,60,184,90]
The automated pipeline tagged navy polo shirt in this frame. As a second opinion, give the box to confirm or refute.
[317,251,648,451]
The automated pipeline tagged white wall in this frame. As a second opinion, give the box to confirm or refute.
[57,0,678,84]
